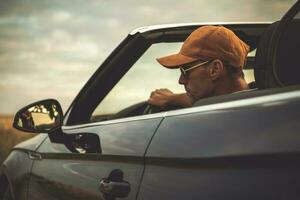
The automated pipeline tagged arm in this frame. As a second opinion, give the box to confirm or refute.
[148,88,193,108]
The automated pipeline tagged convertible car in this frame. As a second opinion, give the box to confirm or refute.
[1,1,300,199]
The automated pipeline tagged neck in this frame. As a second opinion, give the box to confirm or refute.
[212,77,249,96]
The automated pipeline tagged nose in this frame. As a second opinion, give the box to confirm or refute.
[179,73,186,85]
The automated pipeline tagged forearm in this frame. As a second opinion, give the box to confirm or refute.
[148,89,193,108]
[169,93,193,107]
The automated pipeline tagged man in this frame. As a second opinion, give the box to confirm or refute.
[148,25,250,108]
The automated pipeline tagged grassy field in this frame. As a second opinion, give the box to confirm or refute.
[0,115,34,164]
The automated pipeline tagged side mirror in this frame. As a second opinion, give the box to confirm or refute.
[13,99,63,133]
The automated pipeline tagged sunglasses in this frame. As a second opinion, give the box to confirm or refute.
[180,60,210,78]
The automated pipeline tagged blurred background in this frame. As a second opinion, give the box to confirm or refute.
[0,0,297,163]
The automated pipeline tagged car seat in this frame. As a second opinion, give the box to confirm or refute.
[254,19,300,89]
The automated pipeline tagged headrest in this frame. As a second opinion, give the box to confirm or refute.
[254,19,300,89]
[276,19,300,85]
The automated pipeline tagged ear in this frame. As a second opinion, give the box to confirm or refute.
[208,59,224,80]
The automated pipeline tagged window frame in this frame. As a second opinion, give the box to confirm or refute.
[63,23,271,126]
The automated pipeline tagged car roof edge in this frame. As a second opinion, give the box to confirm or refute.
[129,22,273,35]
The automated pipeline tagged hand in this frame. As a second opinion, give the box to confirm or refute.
[148,89,193,108]
[148,88,174,108]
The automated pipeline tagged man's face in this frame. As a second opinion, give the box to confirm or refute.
[178,61,214,101]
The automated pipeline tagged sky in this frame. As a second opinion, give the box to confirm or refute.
[0,0,297,114]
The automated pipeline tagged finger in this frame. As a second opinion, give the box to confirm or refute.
[148,97,153,104]
[148,98,159,106]
[150,91,156,97]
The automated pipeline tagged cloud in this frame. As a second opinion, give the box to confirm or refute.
[51,11,72,24]
[0,0,297,114]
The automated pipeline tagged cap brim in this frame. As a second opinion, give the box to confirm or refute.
[156,53,198,68]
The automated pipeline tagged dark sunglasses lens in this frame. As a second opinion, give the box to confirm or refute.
[180,68,186,77]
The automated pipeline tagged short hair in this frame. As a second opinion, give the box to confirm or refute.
[221,60,245,79]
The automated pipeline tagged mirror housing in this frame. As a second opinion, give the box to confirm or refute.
[13,99,63,133]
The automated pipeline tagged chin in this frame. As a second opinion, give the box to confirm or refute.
[187,92,197,101]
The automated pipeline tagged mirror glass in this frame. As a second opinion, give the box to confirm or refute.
[14,99,63,133]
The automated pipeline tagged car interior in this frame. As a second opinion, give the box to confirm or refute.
[65,16,299,125]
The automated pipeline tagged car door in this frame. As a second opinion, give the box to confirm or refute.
[22,24,177,199]
[25,27,183,200]
[27,116,163,200]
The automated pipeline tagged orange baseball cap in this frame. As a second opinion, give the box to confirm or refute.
[157,25,250,69]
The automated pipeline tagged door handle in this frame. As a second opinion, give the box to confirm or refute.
[99,178,130,198]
